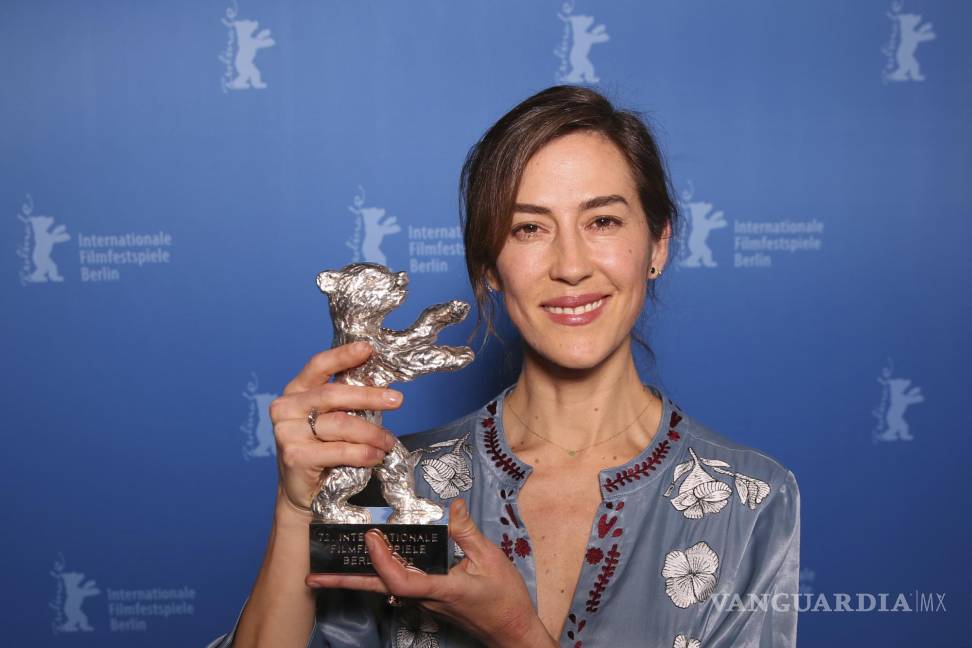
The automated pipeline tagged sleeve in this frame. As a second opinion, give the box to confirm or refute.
[205,591,387,648]
[701,469,801,648]
[202,596,325,648]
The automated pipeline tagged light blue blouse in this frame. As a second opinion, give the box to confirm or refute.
[208,383,800,648]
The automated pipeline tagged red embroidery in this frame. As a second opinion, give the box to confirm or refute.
[566,613,587,647]
[602,439,671,492]
[500,533,513,561]
[601,406,684,493]
[567,498,629,638]
[487,400,497,416]
[482,412,526,481]
[566,405,685,639]
[670,410,683,428]
[514,537,531,558]
[498,489,530,563]
[596,514,618,539]
[585,543,621,613]
[504,503,521,528]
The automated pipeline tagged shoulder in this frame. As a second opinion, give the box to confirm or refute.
[674,405,799,495]
[667,403,800,527]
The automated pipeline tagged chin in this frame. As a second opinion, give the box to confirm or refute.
[535,341,615,373]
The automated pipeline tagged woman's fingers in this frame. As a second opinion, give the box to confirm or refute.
[305,573,390,594]
[364,530,443,600]
[306,531,442,599]
[275,411,396,451]
[447,499,490,564]
[284,341,374,395]
[281,439,388,471]
[272,382,403,423]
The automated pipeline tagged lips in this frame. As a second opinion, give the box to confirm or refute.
[540,293,607,309]
[542,297,605,315]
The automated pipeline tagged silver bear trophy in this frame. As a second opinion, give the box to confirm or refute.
[312,263,475,525]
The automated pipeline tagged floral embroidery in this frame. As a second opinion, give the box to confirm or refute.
[416,433,472,499]
[514,537,531,558]
[497,488,531,562]
[662,541,720,608]
[585,500,625,613]
[733,472,771,510]
[565,613,587,647]
[481,405,526,481]
[602,406,685,493]
[665,448,732,519]
[395,605,440,648]
[585,547,604,565]
[673,634,702,648]
[664,447,770,516]
[586,544,621,612]
[500,533,514,561]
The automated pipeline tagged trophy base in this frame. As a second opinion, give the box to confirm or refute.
[310,508,451,575]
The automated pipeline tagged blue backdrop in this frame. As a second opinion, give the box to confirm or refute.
[3,0,970,645]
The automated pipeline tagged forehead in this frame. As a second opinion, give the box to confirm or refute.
[516,131,637,203]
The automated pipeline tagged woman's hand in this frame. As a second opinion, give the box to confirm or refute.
[305,499,556,648]
[271,341,401,518]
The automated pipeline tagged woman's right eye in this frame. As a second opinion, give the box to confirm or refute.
[512,223,540,239]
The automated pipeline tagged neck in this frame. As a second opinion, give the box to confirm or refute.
[504,336,662,467]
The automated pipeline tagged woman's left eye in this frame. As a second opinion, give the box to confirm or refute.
[591,216,622,230]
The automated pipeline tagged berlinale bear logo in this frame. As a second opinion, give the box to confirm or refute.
[17,195,70,285]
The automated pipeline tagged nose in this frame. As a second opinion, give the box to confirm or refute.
[396,272,408,287]
[549,227,594,285]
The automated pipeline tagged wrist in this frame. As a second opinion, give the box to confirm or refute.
[274,486,315,529]
[490,612,554,648]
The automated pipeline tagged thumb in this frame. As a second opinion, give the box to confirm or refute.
[448,498,489,561]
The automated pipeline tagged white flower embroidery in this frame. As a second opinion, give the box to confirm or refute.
[662,540,719,608]
[664,447,770,517]
[673,634,701,648]
[415,434,472,499]
[732,472,771,510]
[395,605,440,648]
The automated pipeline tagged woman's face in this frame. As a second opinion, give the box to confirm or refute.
[489,130,669,371]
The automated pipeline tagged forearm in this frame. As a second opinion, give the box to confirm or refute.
[233,487,317,648]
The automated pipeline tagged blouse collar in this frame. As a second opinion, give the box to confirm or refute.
[473,383,686,500]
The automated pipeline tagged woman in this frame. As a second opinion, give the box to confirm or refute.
[209,85,800,648]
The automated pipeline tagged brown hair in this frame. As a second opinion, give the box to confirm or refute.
[459,85,679,362]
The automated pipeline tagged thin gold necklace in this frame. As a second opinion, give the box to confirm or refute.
[504,385,654,457]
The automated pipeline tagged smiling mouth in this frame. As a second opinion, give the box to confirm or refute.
[541,297,605,315]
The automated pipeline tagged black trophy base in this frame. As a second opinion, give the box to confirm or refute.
[310,521,450,574]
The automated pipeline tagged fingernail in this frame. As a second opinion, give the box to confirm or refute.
[455,499,466,516]
[383,390,402,405]
[354,340,372,352]
[384,431,397,450]
[368,528,393,551]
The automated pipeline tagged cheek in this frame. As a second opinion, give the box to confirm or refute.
[599,240,650,281]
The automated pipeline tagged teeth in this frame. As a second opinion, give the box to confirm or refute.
[543,298,603,315]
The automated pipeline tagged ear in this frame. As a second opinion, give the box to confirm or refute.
[649,221,672,279]
[317,270,339,294]
[484,266,503,293]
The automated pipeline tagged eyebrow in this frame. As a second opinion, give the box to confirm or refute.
[513,194,629,215]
